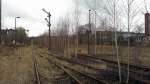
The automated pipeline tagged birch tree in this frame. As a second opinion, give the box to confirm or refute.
[124,0,144,83]
[103,0,122,83]
[73,0,81,57]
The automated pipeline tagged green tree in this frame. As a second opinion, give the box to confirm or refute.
[15,27,27,44]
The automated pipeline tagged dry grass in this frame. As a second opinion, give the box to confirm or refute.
[0,47,33,83]
[64,44,150,67]
[0,46,64,84]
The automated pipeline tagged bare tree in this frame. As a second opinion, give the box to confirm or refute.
[73,0,81,57]
[55,17,70,55]
[113,0,122,83]
[102,0,122,83]
[64,15,71,57]
[84,0,122,83]
[124,0,144,83]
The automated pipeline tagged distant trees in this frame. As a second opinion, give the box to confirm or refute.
[134,24,144,36]
[15,27,28,44]
[1,27,28,45]
[56,16,70,55]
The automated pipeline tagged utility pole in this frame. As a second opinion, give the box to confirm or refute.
[94,10,97,56]
[42,8,51,50]
[0,0,1,44]
[15,17,20,45]
[88,10,91,55]
[94,0,97,56]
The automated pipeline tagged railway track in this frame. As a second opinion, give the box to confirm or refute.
[37,51,111,84]
[77,53,150,84]
[47,52,106,71]
[33,55,41,84]
[40,52,119,83]
[38,50,150,84]
[46,54,108,84]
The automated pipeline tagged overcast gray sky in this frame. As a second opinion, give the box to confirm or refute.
[2,0,150,36]
[2,0,75,36]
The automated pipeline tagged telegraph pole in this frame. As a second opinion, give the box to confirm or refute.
[88,10,91,54]
[42,8,51,50]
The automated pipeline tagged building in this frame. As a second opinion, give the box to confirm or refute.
[96,31,144,45]
[1,29,15,44]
